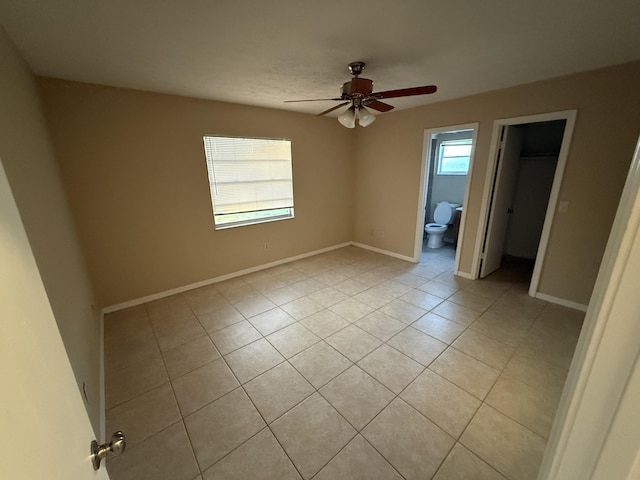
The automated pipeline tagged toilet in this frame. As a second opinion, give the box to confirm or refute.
[425,201,461,249]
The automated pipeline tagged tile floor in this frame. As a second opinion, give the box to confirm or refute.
[104,243,584,480]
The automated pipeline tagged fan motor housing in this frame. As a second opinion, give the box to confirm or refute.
[342,78,373,97]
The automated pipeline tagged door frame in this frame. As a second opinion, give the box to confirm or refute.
[413,122,479,275]
[471,110,577,293]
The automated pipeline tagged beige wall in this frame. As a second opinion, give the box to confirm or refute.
[40,80,354,307]
[0,29,101,433]
[354,61,640,305]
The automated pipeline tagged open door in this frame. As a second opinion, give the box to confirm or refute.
[480,125,524,277]
[0,161,111,480]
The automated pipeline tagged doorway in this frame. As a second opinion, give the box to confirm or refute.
[474,110,577,298]
[413,123,479,275]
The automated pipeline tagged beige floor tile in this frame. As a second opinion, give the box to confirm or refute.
[307,286,349,307]
[433,443,507,480]
[106,421,199,480]
[214,277,250,295]
[353,271,387,287]
[301,309,350,338]
[412,312,466,344]
[273,269,309,285]
[355,311,406,341]
[387,326,447,366]
[145,295,195,332]
[379,299,428,324]
[183,285,230,316]
[202,428,301,480]
[401,370,480,438]
[461,280,510,302]
[106,354,168,409]
[320,366,394,430]
[105,330,161,377]
[393,271,429,288]
[470,311,533,347]
[224,338,285,384]
[333,278,370,296]
[289,341,353,388]
[329,297,376,322]
[233,295,277,319]
[363,398,455,480]
[172,358,239,416]
[449,290,495,312]
[399,290,445,311]
[314,435,403,480]
[104,305,153,342]
[197,306,244,334]
[246,276,287,293]
[326,325,382,362]
[209,320,262,355]
[429,347,500,399]
[452,329,515,370]
[106,383,180,446]
[354,289,396,309]
[460,404,546,480]
[244,362,314,423]
[263,285,304,305]
[313,270,349,286]
[248,307,296,336]
[162,336,220,379]
[431,301,482,327]
[357,344,424,394]
[267,323,320,358]
[290,277,328,295]
[485,375,561,438]
[271,393,357,479]
[221,284,262,304]
[155,317,206,352]
[280,296,325,320]
[185,388,265,471]
[503,348,568,394]
[374,280,414,298]
[418,280,459,299]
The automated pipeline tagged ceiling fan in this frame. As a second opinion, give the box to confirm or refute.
[285,61,437,128]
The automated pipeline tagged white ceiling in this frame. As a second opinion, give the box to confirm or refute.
[1,0,640,116]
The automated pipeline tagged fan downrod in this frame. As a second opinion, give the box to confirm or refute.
[348,61,366,77]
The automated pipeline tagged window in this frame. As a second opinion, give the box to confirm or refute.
[203,135,294,229]
[437,139,472,175]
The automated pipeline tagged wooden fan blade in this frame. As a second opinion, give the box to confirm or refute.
[317,102,350,116]
[284,98,343,103]
[365,99,394,113]
[372,85,437,99]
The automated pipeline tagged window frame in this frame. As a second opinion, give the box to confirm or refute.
[202,135,295,230]
[436,139,472,175]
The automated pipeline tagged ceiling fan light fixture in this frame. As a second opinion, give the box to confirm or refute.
[358,106,376,127]
[338,106,356,128]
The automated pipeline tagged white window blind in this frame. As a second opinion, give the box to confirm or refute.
[203,136,294,228]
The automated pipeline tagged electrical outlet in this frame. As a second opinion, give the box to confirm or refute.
[264,242,270,251]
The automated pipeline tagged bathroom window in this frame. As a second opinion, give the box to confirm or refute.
[437,139,472,175]
[203,135,295,229]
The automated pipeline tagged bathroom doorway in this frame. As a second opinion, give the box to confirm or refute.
[474,110,577,299]
[413,123,479,274]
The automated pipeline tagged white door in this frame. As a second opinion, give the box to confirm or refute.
[0,160,111,480]
[480,126,524,277]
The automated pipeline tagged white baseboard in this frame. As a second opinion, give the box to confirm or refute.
[351,242,416,263]
[534,292,589,312]
[454,270,475,280]
[102,242,352,314]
